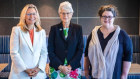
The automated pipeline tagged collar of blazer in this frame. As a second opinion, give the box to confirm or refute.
[58,22,73,41]
[21,27,40,53]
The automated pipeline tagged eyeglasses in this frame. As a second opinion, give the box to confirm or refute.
[60,12,72,16]
[26,13,36,16]
[101,16,114,20]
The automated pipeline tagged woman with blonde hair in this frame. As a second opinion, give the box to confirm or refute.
[9,4,47,79]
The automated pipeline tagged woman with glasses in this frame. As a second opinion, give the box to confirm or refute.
[84,4,133,79]
[48,1,83,79]
[9,4,47,79]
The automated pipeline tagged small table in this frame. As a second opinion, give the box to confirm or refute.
[129,63,140,74]
[0,63,8,72]
[128,64,140,79]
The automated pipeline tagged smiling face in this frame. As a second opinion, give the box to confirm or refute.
[25,8,37,26]
[59,9,73,24]
[100,11,115,27]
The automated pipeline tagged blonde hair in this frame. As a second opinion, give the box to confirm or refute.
[17,4,42,32]
[58,1,74,13]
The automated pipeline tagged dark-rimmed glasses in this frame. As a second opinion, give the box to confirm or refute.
[101,16,114,20]
[26,13,36,16]
[60,12,72,16]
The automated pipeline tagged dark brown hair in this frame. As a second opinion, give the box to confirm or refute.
[98,4,118,17]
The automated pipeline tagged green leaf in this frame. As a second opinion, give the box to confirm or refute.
[64,58,68,65]
[59,72,66,78]
[51,72,58,79]
[50,67,55,73]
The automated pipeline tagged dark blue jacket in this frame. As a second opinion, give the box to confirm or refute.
[48,22,83,70]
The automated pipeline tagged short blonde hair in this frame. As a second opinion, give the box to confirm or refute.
[17,4,42,32]
[58,1,74,13]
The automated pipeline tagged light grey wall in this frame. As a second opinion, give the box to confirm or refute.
[0,0,139,35]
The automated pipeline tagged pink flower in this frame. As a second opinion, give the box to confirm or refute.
[69,69,78,79]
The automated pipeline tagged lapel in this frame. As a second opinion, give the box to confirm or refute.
[58,22,65,41]
[21,29,34,53]
[66,23,73,41]
[33,27,40,51]
[58,22,73,42]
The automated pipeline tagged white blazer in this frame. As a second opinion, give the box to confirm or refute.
[9,26,48,79]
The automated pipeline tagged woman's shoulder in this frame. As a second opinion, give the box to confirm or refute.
[71,23,82,28]
[12,26,21,31]
[119,29,131,41]
[70,23,82,32]
[10,26,22,35]
[40,28,46,34]
[72,23,82,26]
[119,30,129,37]
[51,23,61,28]
[49,23,61,31]
[12,26,20,29]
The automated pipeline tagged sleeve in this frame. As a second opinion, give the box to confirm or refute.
[38,29,48,72]
[122,30,133,62]
[69,26,84,69]
[84,33,92,57]
[48,26,63,70]
[10,27,27,74]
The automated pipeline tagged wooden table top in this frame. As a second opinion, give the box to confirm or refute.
[129,63,140,74]
[0,63,8,72]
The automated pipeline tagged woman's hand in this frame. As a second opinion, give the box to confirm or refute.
[67,65,72,69]
[84,69,90,79]
[24,67,40,77]
[24,69,34,77]
[31,67,40,77]
[84,57,90,79]
[46,64,50,76]
[121,61,131,79]
[121,74,127,79]
[67,65,72,73]
[58,65,71,75]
